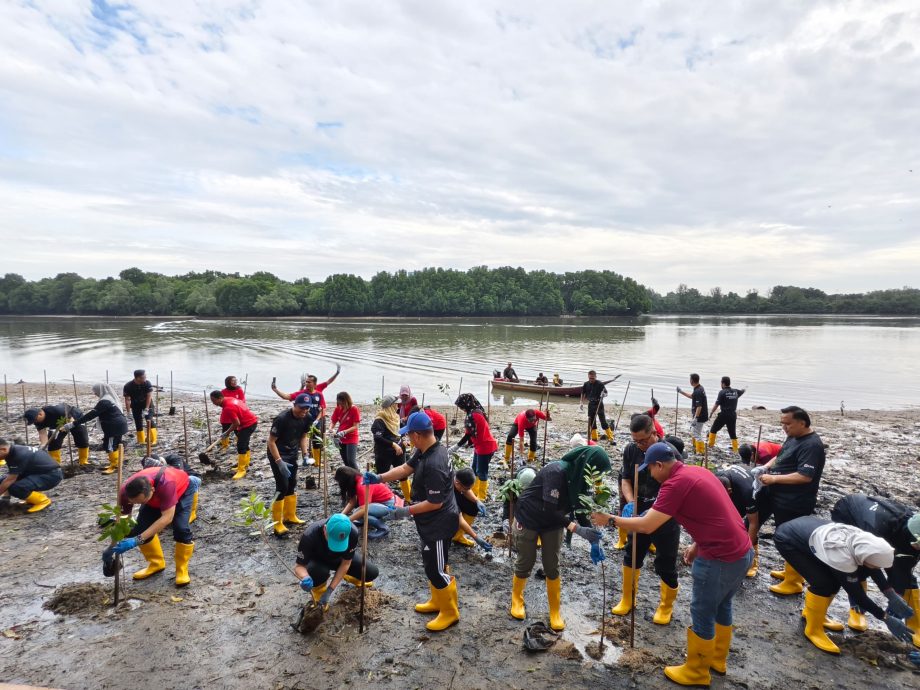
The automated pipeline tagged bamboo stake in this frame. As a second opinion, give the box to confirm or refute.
[72,374,79,407]
[451,377,463,425]
[600,560,607,653]
[630,461,639,648]
[704,439,709,470]
[753,425,763,467]
[155,374,160,420]
[66,433,74,470]
[114,443,124,607]
[541,393,549,468]
[169,371,176,416]
[381,376,384,399]
[613,381,631,435]
[182,407,189,462]
[3,374,8,419]
[202,390,212,446]
[21,383,29,444]
[145,417,152,457]
[674,388,680,436]
[43,369,48,405]
[243,373,248,393]
[421,393,425,409]
[358,454,371,633]
[106,369,109,384]
[486,380,491,421]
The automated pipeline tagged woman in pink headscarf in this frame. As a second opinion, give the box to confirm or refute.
[397,385,418,425]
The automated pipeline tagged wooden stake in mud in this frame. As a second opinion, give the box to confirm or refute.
[487,380,492,421]
[21,383,29,444]
[145,417,152,457]
[321,428,329,518]
[753,424,763,467]
[66,433,75,470]
[202,390,213,446]
[169,371,176,416]
[114,443,124,607]
[43,369,48,405]
[71,374,79,407]
[243,373,248,393]
[421,393,425,409]
[600,559,607,654]
[4,374,9,419]
[451,377,463,426]
[381,375,385,399]
[703,440,709,470]
[541,394,549,468]
[508,446,515,559]
[613,380,631,435]
[106,369,109,384]
[155,374,160,422]
[358,454,372,633]
[630,461,639,648]
[674,387,680,436]
[182,407,189,462]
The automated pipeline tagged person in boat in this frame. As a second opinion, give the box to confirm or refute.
[502,363,519,382]
[535,372,549,386]
[552,373,563,387]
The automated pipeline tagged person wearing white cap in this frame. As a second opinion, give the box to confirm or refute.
[774,516,916,654]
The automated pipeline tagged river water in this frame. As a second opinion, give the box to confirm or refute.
[1,315,917,410]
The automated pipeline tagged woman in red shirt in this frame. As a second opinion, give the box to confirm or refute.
[221,375,246,402]
[209,390,259,480]
[335,466,396,540]
[451,393,498,500]
[330,391,361,470]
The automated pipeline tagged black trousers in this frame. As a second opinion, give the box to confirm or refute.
[588,401,609,431]
[306,554,378,585]
[758,491,813,529]
[221,422,257,454]
[130,403,157,432]
[774,516,840,597]
[506,423,537,451]
[709,412,737,439]
[47,425,89,451]
[269,449,299,497]
[129,483,195,544]
[421,536,452,589]
[622,518,680,588]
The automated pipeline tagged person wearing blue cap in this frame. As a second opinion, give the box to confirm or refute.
[295,514,379,608]
[592,442,753,687]
[266,394,316,537]
[364,410,461,631]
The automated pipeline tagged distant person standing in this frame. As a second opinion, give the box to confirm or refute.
[503,363,519,382]
[738,440,783,466]
[271,366,340,466]
[267,394,316,537]
[580,370,614,444]
[330,391,361,470]
[209,391,259,480]
[708,376,744,453]
[677,374,708,454]
[222,375,246,402]
[24,404,91,465]
[124,369,157,446]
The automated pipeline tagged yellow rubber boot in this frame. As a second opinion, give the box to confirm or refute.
[511,575,527,620]
[311,447,322,467]
[707,433,716,448]
[452,514,476,547]
[903,588,920,648]
[48,449,62,463]
[220,437,230,450]
[77,447,90,465]
[344,574,373,587]
[614,527,628,549]
[272,500,288,537]
[693,439,702,454]
[504,444,513,462]
[426,579,460,631]
[665,627,714,687]
[311,583,328,606]
[731,438,739,453]
[150,427,158,445]
[649,543,657,554]
[546,576,565,631]
[232,453,249,480]
[25,491,52,513]
[605,427,615,442]
[769,561,804,595]
[653,581,678,625]
[527,450,536,463]
[415,584,440,614]
[711,624,732,674]
[133,535,166,579]
[400,479,413,504]
[174,542,194,587]
[847,581,868,631]
[478,480,489,500]
[802,591,841,654]
[189,492,199,523]
[136,430,146,445]
[283,494,305,524]
[101,451,119,474]
[612,566,639,616]
[590,428,599,442]
[746,544,759,578]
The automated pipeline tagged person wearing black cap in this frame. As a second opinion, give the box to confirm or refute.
[295,513,380,608]
[580,370,614,444]
[677,373,708,455]
[831,493,920,644]
[0,438,63,513]
[757,406,826,596]
[773,517,915,655]
[451,467,488,548]
[364,411,461,631]
[609,414,684,626]
[123,369,157,446]
[63,383,129,474]
[593,442,753,687]
[504,408,550,464]
[24,404,90,465]
[267,394,316,537]
[715,465,763,577]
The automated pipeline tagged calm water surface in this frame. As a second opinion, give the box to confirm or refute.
[0,315,918,410]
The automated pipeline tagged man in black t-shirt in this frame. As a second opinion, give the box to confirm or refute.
[294,514,379,608]
[123,369,157,446]
[24,404,90,464]
[717,465,763,577]
[580,370,614,444]
[267,395,316,537]
[708,376,745,453]
[757,406,826,595]
[677,373,709,455]
[364,411,460,632]
[502,362,519,382]
[0,439,63,513]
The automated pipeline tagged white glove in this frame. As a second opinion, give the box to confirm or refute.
[448,444,460,454]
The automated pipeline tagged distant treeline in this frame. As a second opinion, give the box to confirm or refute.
[0,269,917,317]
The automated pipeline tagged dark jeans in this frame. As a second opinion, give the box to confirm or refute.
[9,468,63,499]
[588,400,609,431]
[709,412,737,439]
[222,422,257,454]
[421,536,452,589]
[306,554,379,584]
[506,424,537,451]
[269,450,298,497]
[471,452,493,481]
[622,518,680,588]
[129,478,198,544]
[339,443,358,470]
[130,403,157,432]
[690,550,753,638]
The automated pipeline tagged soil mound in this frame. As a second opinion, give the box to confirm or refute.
[43,583,110,615]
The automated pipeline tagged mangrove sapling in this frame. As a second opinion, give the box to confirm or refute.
[235,491,300,579]
[578,466,613,654]
[97,503,136,606]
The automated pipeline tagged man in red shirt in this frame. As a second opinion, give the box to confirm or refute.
[738,440,782,466]
[112,465,200,587]
[271,366,339,466]
[503,408,550,463]
[412,405,447,442]
[210,390,259,480]
[593,442,753,687]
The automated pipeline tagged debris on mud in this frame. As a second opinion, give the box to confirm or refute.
[551,639,584,661]
[43,583,111,616]
[584,641,605,659]
[840,631,920,672]
[618,647,669,671]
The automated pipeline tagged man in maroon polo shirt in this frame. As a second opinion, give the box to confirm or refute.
[592,442,753,688]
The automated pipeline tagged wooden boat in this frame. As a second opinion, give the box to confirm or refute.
[490,377,617,398]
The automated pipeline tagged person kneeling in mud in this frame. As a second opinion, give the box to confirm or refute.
[0,438,63,513]
[451,467,490,550]
[112,465,200,587]
[335,466,396,540]
[295,514,379,607]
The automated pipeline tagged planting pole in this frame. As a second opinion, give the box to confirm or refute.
[72,374,79,406]
[421,393,425,409]
[600,560,607,653]
[114,443,124,607]
[243,373,248,393]
[753,425,763,467]
[66,433,75,470]
[155,375,160,423]
[674,388,680,436]
[541,393,549,467]
[630,461,639,648]
[21,383,29,444]
[145,417,152,457]
[43,369,48,405]
[321,428,329,518]
[487,380,491,421]
[508,445,515,558]
[202,390,213,445]
[451,377,463,425]
[3,374,8,419]
[106,369,109,384]
[613,381,631,435]
[182,407,189,462]
[381,375,384,399]
[359,454,371,633]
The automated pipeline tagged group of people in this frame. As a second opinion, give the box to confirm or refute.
[3,366,919,689]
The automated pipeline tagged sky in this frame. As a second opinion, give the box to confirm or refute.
[1,1,918,295]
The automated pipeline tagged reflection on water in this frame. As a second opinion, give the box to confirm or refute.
[1,316,918,410]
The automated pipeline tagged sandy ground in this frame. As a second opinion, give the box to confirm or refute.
[1,381,919,690]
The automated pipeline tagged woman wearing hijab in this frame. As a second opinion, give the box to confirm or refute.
[371,396,412,501]
[64,383,130,474]
[451,393,498,500]
[510,445,611,631]
[774,516,915,654]
[397,385,418,425]
[221,375,246,402]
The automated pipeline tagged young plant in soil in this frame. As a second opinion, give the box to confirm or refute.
[97,504,136,605]
[577,467,613,656]
[235,491,299,579]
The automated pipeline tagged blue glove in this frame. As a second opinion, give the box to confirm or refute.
[621,502,634,518]
[574,526,603,544]
[277,460,292,479]
[476,501,487,517]
[113,537,140,555]
[885,590,913,620]
[319,586,335,607]
[381,506,411,521]
[363,471,382,485]
[885,615,913,642]
[300,577,314,592]
[590,542,606,565]
[474,536,493,552]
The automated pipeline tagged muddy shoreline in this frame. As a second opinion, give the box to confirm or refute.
[1,384,918,689]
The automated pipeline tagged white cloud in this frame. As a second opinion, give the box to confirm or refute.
[1,0,918,293]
